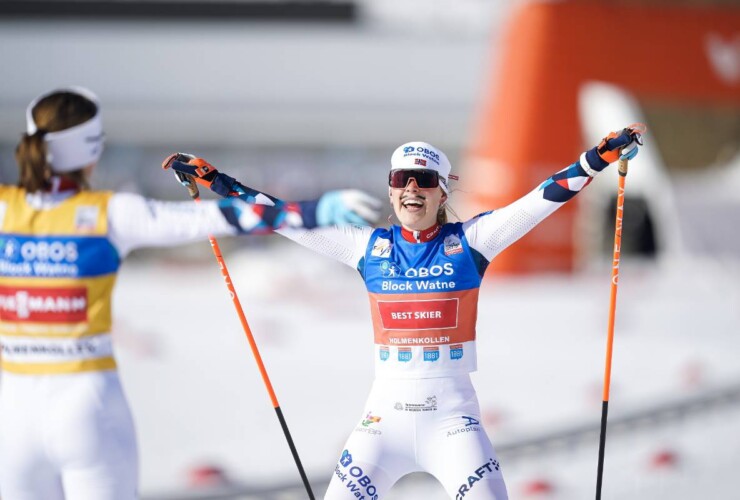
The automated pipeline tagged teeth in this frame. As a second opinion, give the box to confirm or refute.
[403,199,423,207]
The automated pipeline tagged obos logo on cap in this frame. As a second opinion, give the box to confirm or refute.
[391,141,452,192]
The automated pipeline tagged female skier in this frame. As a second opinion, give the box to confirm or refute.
[166,124,644,499]
[0,87,379,500]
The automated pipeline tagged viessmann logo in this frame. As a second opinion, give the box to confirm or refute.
[0,286,88,322]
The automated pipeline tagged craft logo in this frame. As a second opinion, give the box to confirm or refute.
[414,158,427,166]
[450,344,464,360]
[398,347,412,362]
[379,346,389,361]
[371,237,392,258]
[455,458,501,499]
[444,234,463,256]
[423,346,439,362]
[0,286,87,322]
[334,449,379,500]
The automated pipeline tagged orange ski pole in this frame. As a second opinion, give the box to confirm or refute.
[595,156,629,500]
[181,179,315,500]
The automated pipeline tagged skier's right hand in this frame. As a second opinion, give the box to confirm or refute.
[162,153,240,197]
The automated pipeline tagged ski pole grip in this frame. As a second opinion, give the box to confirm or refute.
[186,181,200,200]
[618,157,629,177]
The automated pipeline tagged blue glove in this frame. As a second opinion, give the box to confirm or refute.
[316,190,382,227]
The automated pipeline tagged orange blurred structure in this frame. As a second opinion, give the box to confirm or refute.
[464,1,740,273]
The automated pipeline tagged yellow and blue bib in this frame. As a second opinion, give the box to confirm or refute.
[0,186,120,374]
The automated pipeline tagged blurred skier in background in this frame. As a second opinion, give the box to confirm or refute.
[166,124,644,499]
[0,87,380,500]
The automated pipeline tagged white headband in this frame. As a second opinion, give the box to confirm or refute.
[26,86,104,173]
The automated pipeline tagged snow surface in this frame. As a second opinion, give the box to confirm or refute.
[112,241,740,499]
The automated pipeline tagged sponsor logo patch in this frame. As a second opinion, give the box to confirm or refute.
[0,286,88,322]
[395,396,438,412]
[423,346,440,362]
[361,412,381,427]
[371,237,392,258]
[447,416,482,438]
[379,260,401,278]
[398,347,412,362]
[379,346,389,361]
[355,412,382,436]
[450,343,464,360]
[74,206,99,231]
[444,234,463,255]
[334,449,379,500]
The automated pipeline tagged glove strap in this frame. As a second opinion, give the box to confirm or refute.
[585,147,609,172]
[210,173,239,198]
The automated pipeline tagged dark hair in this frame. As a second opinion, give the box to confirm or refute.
[15,91,98,192]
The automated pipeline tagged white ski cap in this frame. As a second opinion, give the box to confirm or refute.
[390,141,453,193]
[26,86,104,173]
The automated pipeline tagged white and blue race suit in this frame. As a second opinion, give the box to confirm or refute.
[226,154,600,500]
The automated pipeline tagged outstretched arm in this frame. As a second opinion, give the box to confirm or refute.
[465,124,645,261]
[161,153,380,232]
[160,153,380,269]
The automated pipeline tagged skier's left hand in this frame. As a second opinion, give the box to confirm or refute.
[585,123,647,172]
[317,190,382,226]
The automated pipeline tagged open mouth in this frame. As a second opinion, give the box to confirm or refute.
[401,197,425,211]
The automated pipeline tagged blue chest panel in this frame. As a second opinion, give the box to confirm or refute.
[0,234,120,279]
[362,224,482,294]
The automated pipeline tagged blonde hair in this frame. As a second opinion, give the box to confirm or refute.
[16,91,97,192]
[437,206,448,225]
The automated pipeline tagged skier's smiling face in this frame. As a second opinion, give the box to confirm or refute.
[389,177,447,231]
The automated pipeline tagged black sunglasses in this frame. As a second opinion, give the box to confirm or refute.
[388,169,440,189]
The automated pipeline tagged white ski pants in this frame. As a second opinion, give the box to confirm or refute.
[325,375,508,500]
[0,370,138,500]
